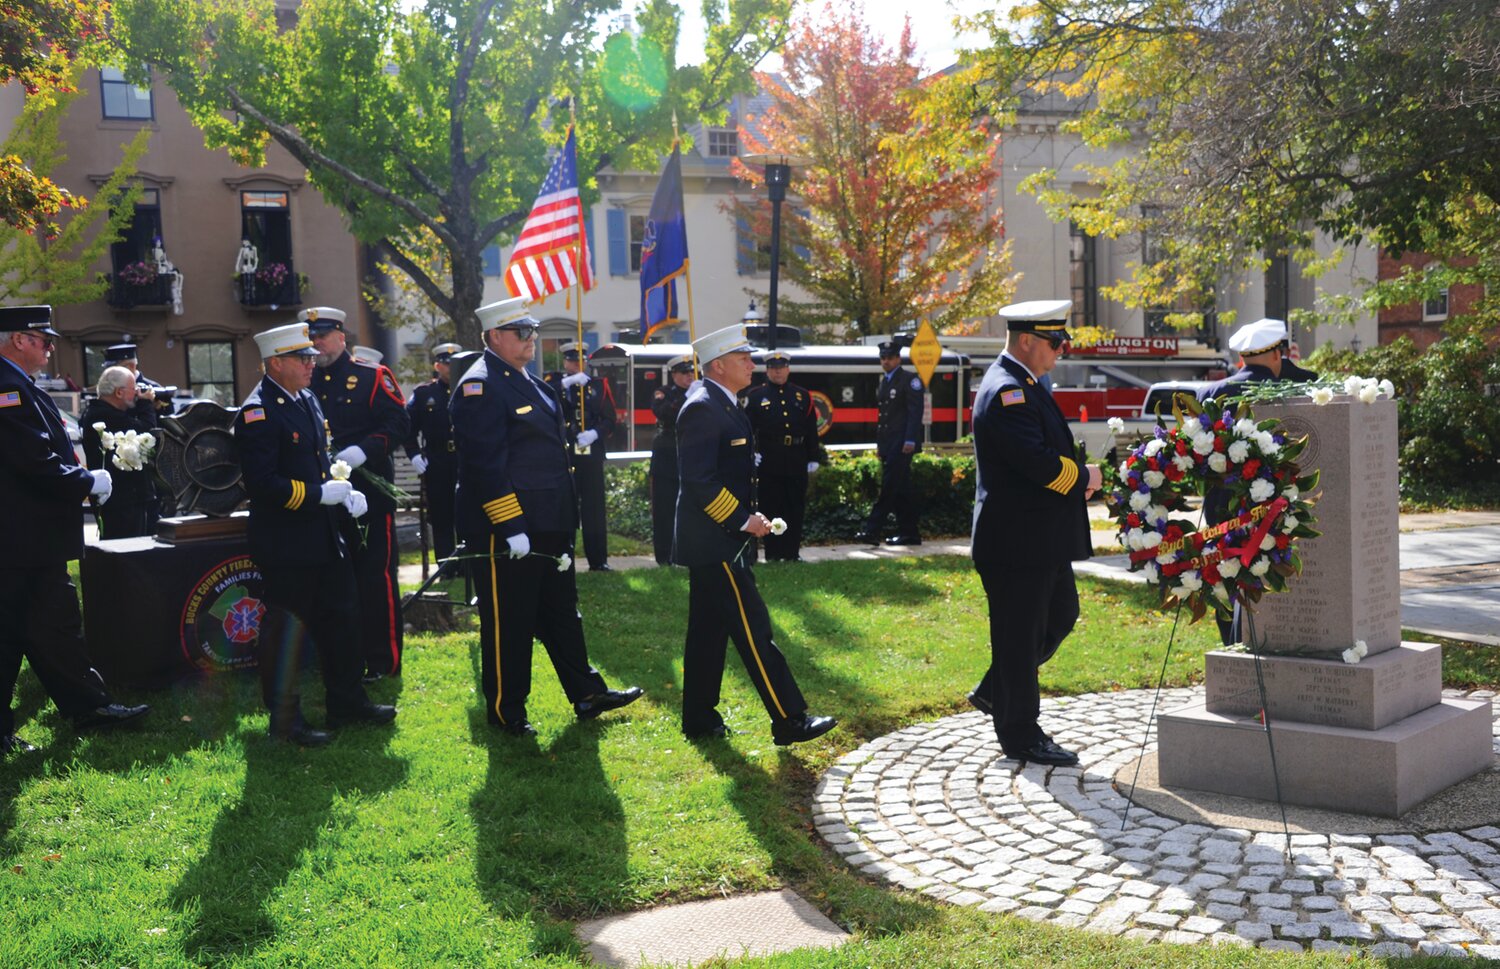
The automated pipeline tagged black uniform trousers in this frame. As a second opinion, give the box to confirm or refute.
[471,530,608,725]
[975,562,1079,753]
[355,510,404,677]
[256,561,370,732]
[574,453,609,569]
[866,450,919,537]
[425,468,458,563]
[758,470,809,560]
[0,565,112,735]
[649,444,678,565]
[682,559,808,735]
[98,501,152,540]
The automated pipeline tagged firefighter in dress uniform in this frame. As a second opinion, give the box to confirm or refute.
[967,299,1101,766]
[81,365,158,539]
[302,306,411,681]
[744,350,821,561]
[235,322,396,745]
[405,342,462,563]
[449,297,642,736]
[649,354,694,566]
[856,340,924,546]
[0,306,149,756]
[544,343,616,571]
[673,324,837,745]
[103,342,173,522]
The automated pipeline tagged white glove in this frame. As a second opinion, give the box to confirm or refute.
[410,453,429,475]
[754,452,763,467]
[506,533,530,559]
[561,372,589,389]
[344,489,368,518]
[335,445,367,469]
[320,480,353,505]
[576,428,599,449]
[807,462,820,473]
[90,469,113,505]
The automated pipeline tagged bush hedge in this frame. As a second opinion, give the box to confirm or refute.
[605,449,978,544]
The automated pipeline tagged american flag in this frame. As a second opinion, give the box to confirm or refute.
[504,126,594,302]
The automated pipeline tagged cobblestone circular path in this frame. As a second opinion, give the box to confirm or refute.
[813,688,1500,958]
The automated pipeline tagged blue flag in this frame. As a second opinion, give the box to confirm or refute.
[639,144,689,341]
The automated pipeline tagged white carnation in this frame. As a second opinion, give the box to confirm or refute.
[1129,490,1152,511]
[1344,375,1364,396]
[1156,552,1176,565]
[1378,379,1395,399]
[1217,558,1241,578]
[1143,439,1166,458]
[1179,571,1203,592]
[1282,513,1299,533]
[139,432,156,450]
[1233,419,1259,437]
[1227,441,1250,464]
[1125,529,1144,550]
[1310,387,1334,406]
[1250,557,1271,577]
[1353,639,1369,658]
[1146,504,1169,523]
[1142,531,1163,549]
[1143,470,1165,488]
[1143,562,1159,584]
[1358,383,1380,404]
[1207,452,1227,473]
[1249,478,1275,502]
[1107,417,1126,433]
[1260,533,1276,550]
[1191,433,1215,456]
[1172,454,1194,472]
[91,421,106,432]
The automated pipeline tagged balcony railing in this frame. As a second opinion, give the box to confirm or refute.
[106,272,173,310]
[238,261,304,308]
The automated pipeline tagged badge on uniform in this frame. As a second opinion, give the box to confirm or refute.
[515,405,533,415]
[462,382,483,396]
[244,406,266,422]
[1001,389,1025,407]
[910,377,922,391]
[0,391,20,408]
[346,375,359,390]
[760,398,770,406]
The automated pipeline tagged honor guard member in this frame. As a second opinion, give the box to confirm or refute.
[855,340,924,546]
[451,297,642,736]
[103,341,173,521]
[1198,316,1290,645]
[745,350,821,561]
[967,299,1100,766]
[0,306,149,755]
[1279,335,1319,383]
[302,306,411,681]
[545,342,616,571]
[81,366,159,539]
[236,322,396,745]
[674,325,837,745]
[405,342,462,562]
[649,354,694,565]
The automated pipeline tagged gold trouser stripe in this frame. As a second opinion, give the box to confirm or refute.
[489,535,504,724]
[705,488,738,523]
[1045,456,1078,495]
[285,479,305,510]
[721,561,787,719]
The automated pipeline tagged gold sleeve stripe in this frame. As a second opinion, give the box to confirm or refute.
[484,494,523,524]
[285,479,306,511]
[483,495,521,512]
[1045,457,1079,495]
[705,488,739,523]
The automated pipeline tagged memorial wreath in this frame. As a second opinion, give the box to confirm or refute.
[1103,393,1322,623]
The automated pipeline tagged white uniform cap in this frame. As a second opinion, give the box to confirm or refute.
[998,299,1073,336]
[692,325,754,364]
[762,350,792,366]
[559,341,586,358]
[297,306,347,331]
[432,342,463,359]
[666,354,693,371]
[351,345,383,364]
[254,323,318,359]
[476,296,537,332]
[1228,317,1288,356]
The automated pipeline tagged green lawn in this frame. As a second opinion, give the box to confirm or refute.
[4,558,1478,967]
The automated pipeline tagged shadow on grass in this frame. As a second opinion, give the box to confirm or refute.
[167,720,407,963]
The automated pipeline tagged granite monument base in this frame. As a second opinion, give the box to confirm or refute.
[1158,688,1492,817]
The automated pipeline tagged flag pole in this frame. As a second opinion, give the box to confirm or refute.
[570,108,588,447]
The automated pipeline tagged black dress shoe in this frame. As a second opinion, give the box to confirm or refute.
[574,686,643,720]
[1,734,38,755]
[590,563,613,572]
[684,724,732,740]
[1005,737,1079,767]
[326,703,397,729]
[271,725,333,747]
[852,531,881,546]
[494,719,537,737]
[966,690,994,715]
[73,702,150,730]
[884,535,922,546]
[772,714,838,746]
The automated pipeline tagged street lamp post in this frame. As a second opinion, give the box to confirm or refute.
[742,152,810,351]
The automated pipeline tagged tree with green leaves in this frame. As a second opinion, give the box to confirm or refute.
[0,74,150,304]
[116,0,789,347]
[962,0,1500,329]
[0,0,115,233]
[730,3,1012,340]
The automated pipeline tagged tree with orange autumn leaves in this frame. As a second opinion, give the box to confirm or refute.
[0,0,114,234]
[729,3,1013,339]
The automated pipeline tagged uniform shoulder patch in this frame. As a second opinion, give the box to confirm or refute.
[910,376,922,391]
[244,406,266,422]
[1000,388,1026,407]
[0,390,21,407]
[462,381,484,396]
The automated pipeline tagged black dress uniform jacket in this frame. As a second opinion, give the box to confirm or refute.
[971,356,1091,568]
[0,359,96,562]
[405,378,456,475]
[876,364,925,460]
[313,351,409,513]
[649,381,689,564]
[81,397,158,512]
[673,381,757,566]
[547,371,615,568]
[745,381,820,474]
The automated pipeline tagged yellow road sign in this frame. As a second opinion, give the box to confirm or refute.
[909,320,943,388]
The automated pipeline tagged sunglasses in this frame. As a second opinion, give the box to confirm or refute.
[1042,334,1068,351]
[501,324,539,340]
[25,332,55,350]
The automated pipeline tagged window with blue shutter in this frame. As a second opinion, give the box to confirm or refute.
[607,209,628,276]
[481,244,502,277]
[584,209,597,277]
